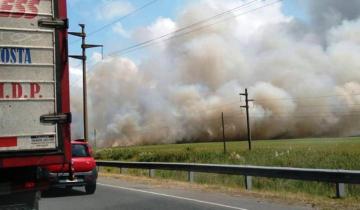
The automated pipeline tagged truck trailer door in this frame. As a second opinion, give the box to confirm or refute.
[0,0,62,152]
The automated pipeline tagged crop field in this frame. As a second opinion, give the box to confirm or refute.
[96,137,360,199]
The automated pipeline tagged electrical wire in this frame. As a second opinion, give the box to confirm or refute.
[253,93,360,102]
[132,112,360,136]
[110,0,281,56]
[69,0,160,45]
[108,0,260,55]
[69,0,281,88]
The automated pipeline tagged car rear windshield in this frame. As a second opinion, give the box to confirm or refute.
[72,144,89,157]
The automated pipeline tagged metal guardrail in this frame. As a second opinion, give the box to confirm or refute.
[96,161,360,198]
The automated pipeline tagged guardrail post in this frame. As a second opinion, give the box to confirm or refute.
[120,168,127,174]
[149,169,155,178]
[336,183,346,198]
[188,171,194,183]
[245,176,252,190]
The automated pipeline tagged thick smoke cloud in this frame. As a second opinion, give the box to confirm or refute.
[305,0,360,35]
[71,0,360,146]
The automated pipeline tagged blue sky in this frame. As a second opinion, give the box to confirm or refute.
[67,0,189,62]
[67,0,306,69]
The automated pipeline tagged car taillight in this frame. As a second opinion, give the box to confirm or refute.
[24,181,35,189]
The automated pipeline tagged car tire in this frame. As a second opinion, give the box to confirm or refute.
[65,186,73,192]
[85,183,96,194]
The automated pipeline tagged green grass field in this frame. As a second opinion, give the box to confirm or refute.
[96,137,360,199]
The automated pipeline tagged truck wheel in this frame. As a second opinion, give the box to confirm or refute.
[85,183,96,194]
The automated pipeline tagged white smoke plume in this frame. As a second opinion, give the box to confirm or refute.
[70,0,360,146]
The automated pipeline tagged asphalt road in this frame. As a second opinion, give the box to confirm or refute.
[40,176,312,210]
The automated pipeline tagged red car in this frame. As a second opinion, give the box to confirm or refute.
[45,139,97,194]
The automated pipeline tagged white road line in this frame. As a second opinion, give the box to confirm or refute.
[98,183,248,210]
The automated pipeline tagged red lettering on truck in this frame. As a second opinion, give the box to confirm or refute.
[30,83,40,98]
[11,83,22,98]
[0,0,40,19]
[24,0,39,19]
[0,83,43,99]
[0,0,13,17]
[12,0,26,18]
[0,83,4,98]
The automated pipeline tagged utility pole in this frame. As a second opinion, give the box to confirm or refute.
[93,129,97,149]
[221,112,226,154]
[240,88,254,150]
[69,24,103,142]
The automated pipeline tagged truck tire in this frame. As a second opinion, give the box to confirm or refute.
[85,183,96,194]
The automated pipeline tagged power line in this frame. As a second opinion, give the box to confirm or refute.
[225,109,360,119]
[107,112,360,137]
[67,1,360,110]
[252,93,360,102]
[66,2,360,126]
[251,113,360,118]
[81,92,360,139]
[110,0,280,56]
[250,103,360,109]
[70,0,279,87]
[109,0,260,55]
[176,98,360,113]
[114,109,360,135]
[65,1,360,140]
[141,93,360,114]
[116,0,280,55]
[70,0,281,86]
[69,0,160,45]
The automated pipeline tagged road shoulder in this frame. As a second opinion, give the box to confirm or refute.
[99,173,360,210]
[98,174,314,210]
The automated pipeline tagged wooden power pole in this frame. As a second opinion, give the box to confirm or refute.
[69,24,103,142]
[221,112,226,154]
[240,88,254,150]
[94,129,97,149]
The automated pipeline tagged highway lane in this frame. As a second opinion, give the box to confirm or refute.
[40,176,312,210]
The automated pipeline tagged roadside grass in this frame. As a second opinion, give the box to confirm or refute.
[96,137,360,199]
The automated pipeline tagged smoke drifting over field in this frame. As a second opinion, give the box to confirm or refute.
[71,0,360,146]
